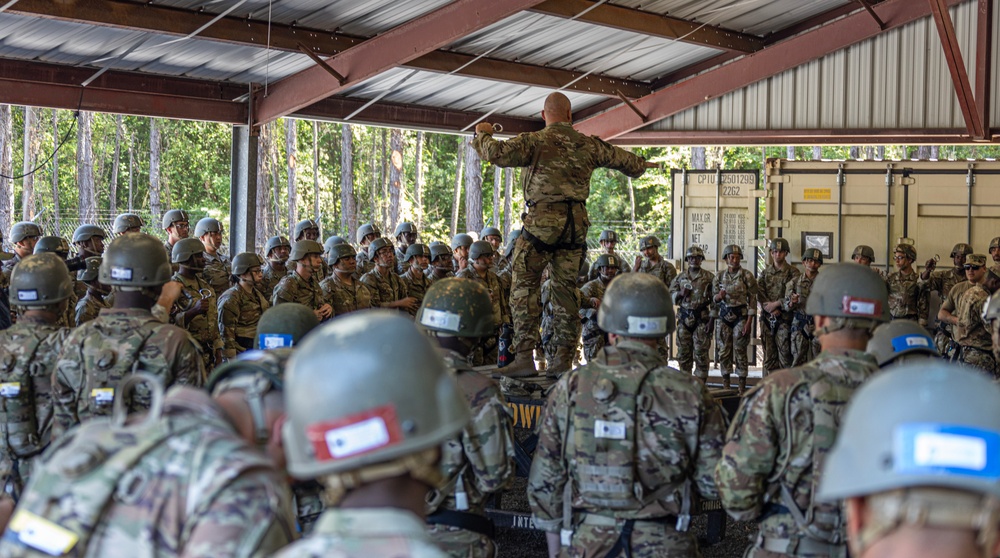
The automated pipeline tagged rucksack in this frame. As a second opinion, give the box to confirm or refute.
[0,330,49,460]
[72,317,159,420]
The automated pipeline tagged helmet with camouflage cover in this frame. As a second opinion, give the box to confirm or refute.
[232,252,265,276]
[893,243,916,261]
[638,235,661,251]
[32,236,70,259]
[255,302,319,350]
[990,237,1000,250]
[479,226,502,240]
[289,240,324,262]
[685,246,705,260]
[430,243,453,262]
[984,293,1000,325]
[594,253,619,269]
[171,238,205,264]
[161,209,190,230]
[327,243,357,266]
[72,224,106,244]
[403,243,431,262]
[194,217,223,238]
[416,278,495,338]
[100,233,172,287]
[818,362,1000,556]
[112,213,143,235]
[852,245,876,262]
[722,244,743,259]
[78,256,102,282]
[367,237,393,260]
[504,229,521,258]
[394,222,417,237]
[282,312,469,486]
[450,233,473,251]
[468,240,494,261]
[10,221,43,243]
[265,235,291,257]
[598,273,675,338]
[323,236,346,253]
[355,223,381,244]
[207,351,287,445]
[598,230,619,243]
[950,242,973,258]
[802,248,824,264]
[769,238,790,252]
[10,253,73,307]
[294,219,320,240]
[805,262,890,330]
[866,319,938,367]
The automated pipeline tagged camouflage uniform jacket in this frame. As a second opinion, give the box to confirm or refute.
[941,280,973,316]
[425,269,456,285]
[637,257,677,288]
[955,283,992,350]
[259,262,288,300]
[926,267,966,298]
[395,247,412,275]
[170,272,224,356]
[529,341,725,529]
[320,273,373,316]
[1,386,296,558]
[75,288,111,327]
[473,123,646,247]
[670,268,714,311]
[355,247,375,277]
[579,277,608,304]
[217,285,270,358]
[715,349,877,552]
[273,508,449,558]
[202,251,232,298]
[401,267,431,316]
[360,266,407,310]
[272,270,327,311]
[456,267,510,326]
[783,271,819,327]
[713,267,759,316]
[52,307,205,437]
[758,264,800,320]
[885,269,927,324]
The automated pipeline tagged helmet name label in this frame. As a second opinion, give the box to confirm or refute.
[307,404,403,461]
[16,290,38,302]
[110,266,133,281]
[0,382,20,397]
[259,333,294,349]
[842,296,880,317]
[890,334,932,352]
[626,316,668,335]
[420,309,462,333]
[896,424,1000,479]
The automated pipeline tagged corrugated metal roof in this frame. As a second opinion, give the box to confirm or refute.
[615,0,853,36]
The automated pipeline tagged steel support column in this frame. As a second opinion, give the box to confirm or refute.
[229,125,258,255]
[975,0,993,138]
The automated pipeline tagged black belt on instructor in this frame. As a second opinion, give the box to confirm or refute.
[426,509,496,539]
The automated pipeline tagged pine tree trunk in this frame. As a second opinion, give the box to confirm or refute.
[691,146,706,170]
[931,145,939,159]
[388,128,403,234]
[21,106,35,221]
[451,139,466,236]
[414,131,424,230]
[51,111,61,233]
[628,177,636,237]
[0,105,13,238]
[286,119,298,238]
[812,146,822,160]
[128,138,135,212]
[312,122,320,226]
[876,146,885,159]
[866,146,875,160]
[464,139,483,234]
[369,132,377,224]
[268,124,281,233]
[916,145,931,160]
[149,118,162,219]
[256,125,272,249]
[340,124,357,240]
[77,111,96,223]
[849,146,859,159]
[109,115,122,214]
[786,146,795,160]
[503,168,513,237]
[492,167,501,228]
[379,128,388,231]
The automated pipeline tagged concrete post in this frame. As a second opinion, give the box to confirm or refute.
[229,125,258,255]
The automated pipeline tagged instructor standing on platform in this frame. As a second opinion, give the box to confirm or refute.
[473,92,657,377]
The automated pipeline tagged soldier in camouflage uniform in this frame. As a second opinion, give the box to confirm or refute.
[758,238,800,374]
[294,218,320,242]
[938,255,998,377]
[71,225,107,299]
[784,248,823,367]
[272,240,334,322]
[427,243,456,284]
[319,235,345,282]
[170,238,224,371]
[0,230,14,329]
[456,241,510,366]
[416,279,516,558]
[473,92,655,377]
[361,237,418,314]
[194,218,232,298]
[112,213,143,236]
[529,273,725,558]
[937,258,978,361]
[990,236,1000,265]
[579,253,620,364]
[275,312,469,558]
[922,242,973,355]
[260,235,291,299]
[394,222,419,275]
[161,209,190,263]
[451,233,474,274]
[320,244,373,316]
[985,290,1000,363]
[865,319,939,369]
[632,235,676,360]
[885,243,928,326]
[1,222,43,311]
[851,244,886,280]
[670,246,714,379]
[75,257,111,327]
[3,370,295,557]
[52,233,204,438]
[480,226,503,255]
[400,243,431,316]
[0,254,73,499]
[354,222,381,276]
[587,229,631,281]
[715,262,887,558]
[32,237,79,328]
[218,252,270,360]
[713,244,760,393]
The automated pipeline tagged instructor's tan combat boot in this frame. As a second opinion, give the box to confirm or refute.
[546,345,573,378]
[722,375,731,390]
[503,349,537,378]
[738,377,747,395]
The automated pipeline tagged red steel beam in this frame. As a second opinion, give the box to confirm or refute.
[576,0,967,140]
[929,0,985,139]
[611,128,974,146]
[975,0,993,138]
[530,0,764,53]
[253,0,549,125]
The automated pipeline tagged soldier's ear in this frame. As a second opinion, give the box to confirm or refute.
[844,497,866,550]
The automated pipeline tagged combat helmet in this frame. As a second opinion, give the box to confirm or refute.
[367,237,393,260]
[10,221,42,243]
[893,243,916,261]
[990,237,1000,251]
[327,244,357,267]
[77,256,101,282]
[805,263,889,332]
[416,278,495,338]
[504,229,521,258]
[171,238,205,265]
[207,353,286,446]
[323,236,346,253]
[802,248,824,264]
[255,302,320,350]
[394,222,417,237]
[294,219,320,240]
[232,252,264,276]
[403,243,431,262]
[194,217,223,238]
[951,242,974,258]
[479,226,502,240]
[866,319,938,367]
[599,230,619,243]
[289,240,324,262]
[769,238,790,252]
[722,244,743,259]
[450,233,474,251]
[597,273,675,338]
[100,233,172,288]
[10,253,73,307]
[818,362,1000,556]
[265,236,291,258]
[161,209,190,230]
[638,236,661,251]
[851,245,876,262]
[685,246,705,260]
[355,223,381,244]
[282,312,469,489]
[32,236,70,259]
[468,240,494,262]
[594,253,619,270]
[112,214,143,235]
[430,244,453,262]
[72,224,106,244]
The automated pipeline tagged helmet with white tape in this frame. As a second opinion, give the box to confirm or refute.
[416,278,495,338]
[597,273,675,338]
[805,262,889,333]
[866,319,939,367]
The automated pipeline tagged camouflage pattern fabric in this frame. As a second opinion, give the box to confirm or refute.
[0,386,295,558]
[758,264,800,374]
[783,273,820,367]
[473,122,647,355]
[925,267,966,354]
[426,268,456,285]
[360,266,408,312]
[354,247,375,277]
[715,349,878,558]
[52,307,204,437]
[940,281,973,361]
[670,268,714,379]
[217,285,270,359]
[587,252,631,282]
[713,268,759,379]
[579,278,609,361]
[955,284,997,377]
[395,247,412,275]
[401,267,431,317]
[885,269,928,325]
[0,318,69,498]
[428,351,516,558]
[75,289,110,327]
[202,251,232,298]
[455,267,509,365]
[259,262,288,300]
[541,279,588,366]
[272,270,328,312]
[171,272,223,370]
[320,273,373,316]
[637,257,677,288]
[273,508,449,558]
[528,341,725,557]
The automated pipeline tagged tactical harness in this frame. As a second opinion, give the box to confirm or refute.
[0,334,47,462]
[77,318,159,419]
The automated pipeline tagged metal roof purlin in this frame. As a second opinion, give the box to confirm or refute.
[252,0,553,125]
[974,0,993,138]
[575,0,970,140]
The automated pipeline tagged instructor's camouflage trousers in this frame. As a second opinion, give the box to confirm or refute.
[760,319,792,375]
[716,318,750,378]
[427,523,496,558]
[511,237,582,352]
[677,322,711,379]
[790,329,820,367]
[567,519,699,558]
[960,346,998,379]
